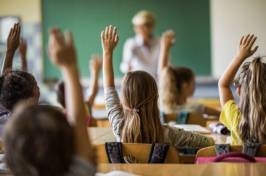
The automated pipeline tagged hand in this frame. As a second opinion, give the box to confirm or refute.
[89,54,103,74]
[236,34,258,59]
[101,25,119,54]
[18,38,27,57]
[161,30,176,50]
[47,28,77,69]
[7,23,21,53]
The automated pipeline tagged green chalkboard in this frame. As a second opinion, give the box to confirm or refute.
[42,0,211,79]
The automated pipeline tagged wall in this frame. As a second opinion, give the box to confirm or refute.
[211,0,266,79]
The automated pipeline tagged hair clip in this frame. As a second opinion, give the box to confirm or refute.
[132,108,139,114]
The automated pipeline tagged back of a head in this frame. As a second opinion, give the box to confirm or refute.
[121,71,163,144]
[238,56,266,144]
[159,66,194,112]
[55,81,66,108]
[0,70,35,110]
[4,103,74,176]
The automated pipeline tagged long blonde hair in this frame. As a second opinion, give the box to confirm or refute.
[121,71,163,144]
[238,57,266,143]
[159,66,194,112]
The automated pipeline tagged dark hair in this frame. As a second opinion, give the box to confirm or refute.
[4,103,74,176]
[55,81,65,108]
[0,70,35,110]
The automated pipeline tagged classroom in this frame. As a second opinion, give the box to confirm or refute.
[0,0,266,175]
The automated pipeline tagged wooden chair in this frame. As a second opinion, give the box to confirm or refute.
[93,143,179,163]
[196,145,266,158]
[163,113,207,126]
[89,118,111,127]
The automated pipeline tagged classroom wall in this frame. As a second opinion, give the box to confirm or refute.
[211,0,266,79]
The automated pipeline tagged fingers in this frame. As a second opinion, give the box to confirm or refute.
[245,34,254,46]
[101,31,104,40]
[11,23,16,36]
[242,34,250,45]
[112,27,117,40]
[8,28,13,38]
[108,25,112,40]
[248,36,257,48]
[239,36,244,46]
[251,46,259,55]
[105,27,108,40]
[65,30,73,45]
[115,34,119,43]
[15,24,21,38]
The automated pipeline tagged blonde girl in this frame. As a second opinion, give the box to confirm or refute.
[102,25,214,156]
[218,34,265,145]
[158,30,220,116]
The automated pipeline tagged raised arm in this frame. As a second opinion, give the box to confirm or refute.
[157,30,176,77]
[102,25,119,88]
[218,34,258,107]
[18,38,27,71]
[1,23,20,75]
[47,28,93,164]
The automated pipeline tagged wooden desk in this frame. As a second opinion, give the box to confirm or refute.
[97,164,207,176]
[89,127,229,145]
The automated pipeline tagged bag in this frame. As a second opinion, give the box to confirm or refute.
[105,142,169,163]
[195,152,266,164]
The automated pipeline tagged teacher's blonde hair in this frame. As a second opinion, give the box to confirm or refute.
[132,10,156,26]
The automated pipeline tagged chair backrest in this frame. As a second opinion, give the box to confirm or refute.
[164,113,206,126]
[196,145,266,158]
[89,118,111,127]
[93,143,179,163]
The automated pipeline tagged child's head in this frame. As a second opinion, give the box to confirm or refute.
[0,70,40,110]
[55,81,65,108]
[121,71,163,144]
[159,66,195,112]
[4,103,74,176]
[237,57,266,143]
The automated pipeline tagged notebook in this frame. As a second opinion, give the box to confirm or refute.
[174,125,211,134]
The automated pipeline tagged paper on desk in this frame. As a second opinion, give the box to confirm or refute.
[96,171,140,176]
[174,125,211,134]
[226,137,231,144]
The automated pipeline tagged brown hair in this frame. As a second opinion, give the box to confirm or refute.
[121,71,163,144]
[55,81,65,108]
[3,103,74,176]
[159,66,194,112]
[0,69,35,110]
[237,57,266,143]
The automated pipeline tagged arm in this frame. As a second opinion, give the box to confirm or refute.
[47,28,94,164]
[157,30,176,77]
[1,23,20,75]
[18,38,27,71]
[218,34,258,107]
[204,106,221,117]
[87,54,102,106]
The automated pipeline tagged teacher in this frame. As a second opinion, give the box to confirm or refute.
[120,10,163,81]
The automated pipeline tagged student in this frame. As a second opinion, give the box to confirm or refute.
[102,25,214,156]
[0,24,40,139]
[158,30,220,116]
[3,28,96,176]
[219,34,264,145]
[56,54,102,126]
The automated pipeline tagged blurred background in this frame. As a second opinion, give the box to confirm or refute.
[0,0,265,106]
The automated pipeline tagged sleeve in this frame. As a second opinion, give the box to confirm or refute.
[166,126,213,148]
[65,156,95,176]
[104,87,124,139]
[120,39,134,74]
[219,100,240,131]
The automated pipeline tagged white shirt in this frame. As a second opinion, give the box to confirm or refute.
[120,34,161,80]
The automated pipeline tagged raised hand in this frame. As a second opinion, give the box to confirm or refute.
[101,25,119,54]
[7,23,21,53]
[18,38,27,57]
[47,28,77,69]
[89,54,103,74]
[161,30,176,50]
[237,34,258,59]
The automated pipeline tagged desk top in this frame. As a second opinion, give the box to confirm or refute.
[88,127,229,145]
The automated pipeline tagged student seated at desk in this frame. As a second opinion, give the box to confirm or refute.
[3,28,96,176]
[158,30,220,117]
[55,54,102,126]
[219,34,266,145]
[101,25,214,162]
